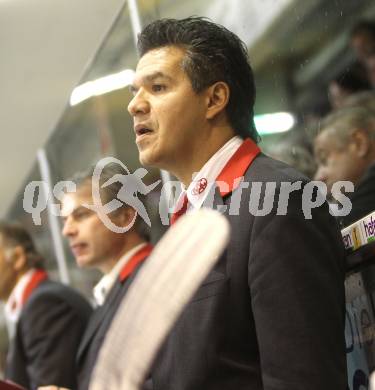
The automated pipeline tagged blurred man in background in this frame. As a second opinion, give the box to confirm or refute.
[342,90,375,111]
[59,163,152,390]
[365,53,375,89]
[350,21,375,65]
[266,138,316,179]
[314,106,375,225]
[328,66,370,110]
[350,21,375,91]
[0,222,92,389]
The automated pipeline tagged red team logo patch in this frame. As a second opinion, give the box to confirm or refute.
[192,178,208,195]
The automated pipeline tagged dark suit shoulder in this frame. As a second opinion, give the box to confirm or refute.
[76,274,140,390]
[23,280,92,321]
[244,153,344,259]
[12,280,92,389]
[228,152,331,225]
[246,153,309,183]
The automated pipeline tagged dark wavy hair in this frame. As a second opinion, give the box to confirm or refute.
[137,17,259,142]
[0,222,45,269]
[351,20,375,40]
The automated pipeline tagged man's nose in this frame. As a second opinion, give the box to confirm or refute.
[128,91,150,117]
[314,166,327,183]
[62,218,77,238]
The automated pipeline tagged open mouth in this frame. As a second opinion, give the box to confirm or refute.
[136,127,152,136]
[71,243,87,256]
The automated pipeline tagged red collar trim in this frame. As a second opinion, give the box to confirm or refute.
[216,138,261,197]
[21,269,48,305]
[119,244,153,282]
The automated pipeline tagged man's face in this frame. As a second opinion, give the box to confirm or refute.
[351,33,375,63]
[314,129,365,195]
[61,186,127,272]
[328,81,350,110]
[366,54,375,88]
[0,241,17,301]
[128,46,208,174]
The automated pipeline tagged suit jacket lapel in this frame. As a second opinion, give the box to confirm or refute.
[202,183,233,218]
[77,282,121,364]
[77,245,152,364]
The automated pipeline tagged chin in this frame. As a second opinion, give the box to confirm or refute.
[76,256,92,269]
[139,155,151,167]
[139,151,160,168]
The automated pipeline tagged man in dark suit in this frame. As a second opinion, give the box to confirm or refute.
[59,163,152,390]
[314,106,375,226]
[126,17,347,389]
[0,222,92,390]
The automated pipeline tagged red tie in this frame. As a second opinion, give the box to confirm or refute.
[170,193,189,225]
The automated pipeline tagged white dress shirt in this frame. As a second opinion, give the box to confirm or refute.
[93,243,147,306]
[4,269,35,339]
[176,136,243,211]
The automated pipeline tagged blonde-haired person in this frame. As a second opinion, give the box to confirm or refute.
[314,106,375,225]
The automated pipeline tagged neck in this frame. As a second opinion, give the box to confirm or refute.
[99,235,146,274]
[174,126,236,186]
[360,147,375,180]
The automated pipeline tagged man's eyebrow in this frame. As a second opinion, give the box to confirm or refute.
[144,72,173,82]
[131,71,172,87]
[61,205,87,218]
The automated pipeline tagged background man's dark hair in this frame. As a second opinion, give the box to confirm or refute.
[70,163,150,241]
[138,17,260,142]
[332,67,370,93]
[351,20,375,40]
[0,222,45,269]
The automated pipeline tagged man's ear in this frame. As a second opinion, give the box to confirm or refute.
[205,81,230,120]
[11,246,27,271]
[350,129,371,157]
[118,207,137,228]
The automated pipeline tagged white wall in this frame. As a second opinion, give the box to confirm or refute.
[0,0,125,217]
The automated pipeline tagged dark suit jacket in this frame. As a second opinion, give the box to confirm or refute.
[151,152,347,390]
[76,265,144,390]
[6,280,92,390]
[342,163,375,226]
